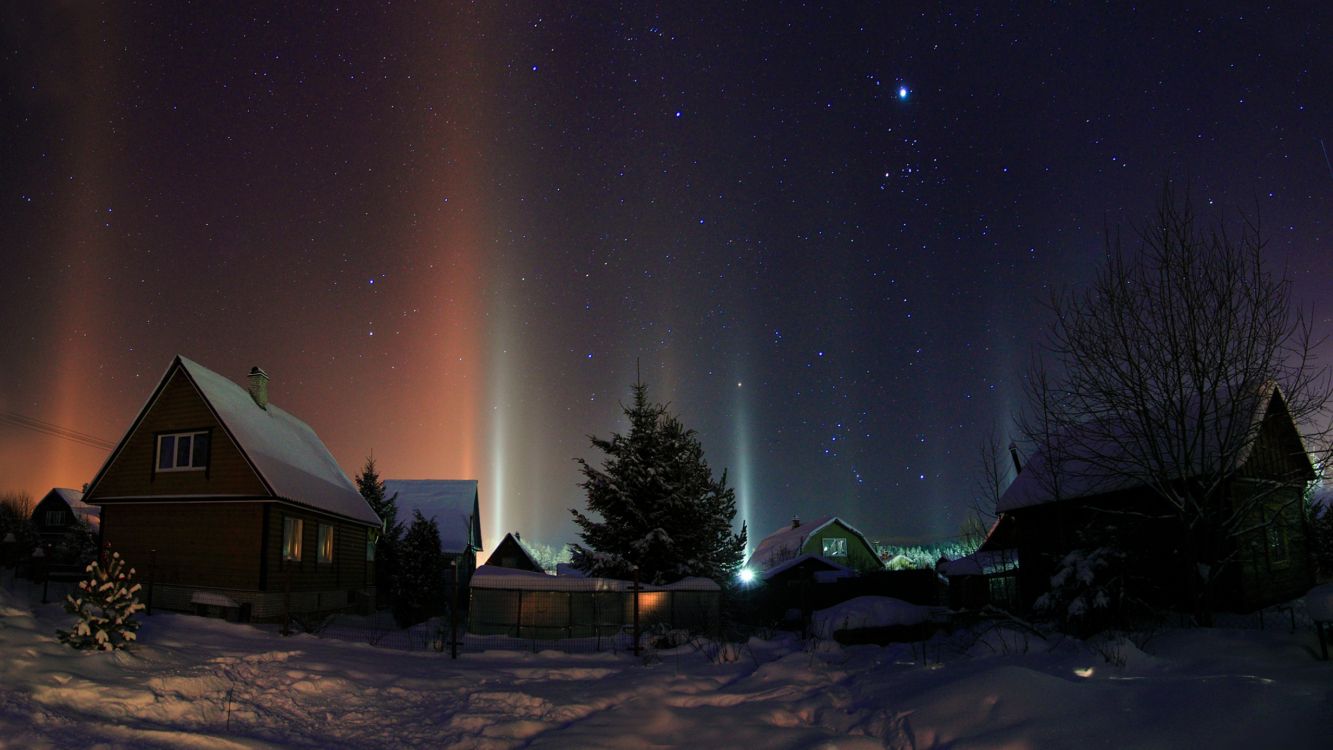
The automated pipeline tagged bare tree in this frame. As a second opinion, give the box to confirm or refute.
[1021,187,1333,619]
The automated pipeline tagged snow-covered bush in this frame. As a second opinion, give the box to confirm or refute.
[1034,546,1124,635]
[57,552,145,651]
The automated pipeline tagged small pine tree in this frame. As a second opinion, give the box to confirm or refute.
[58,552,145,651]
[570,380,747,584]
[356,456,402,608]
[392,511,446,627]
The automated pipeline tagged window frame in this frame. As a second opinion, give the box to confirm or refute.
[822,536,849,558]
[155,429,211,473]
[283,517,304,562]
[318,523,334,564]
[45,510,65,526]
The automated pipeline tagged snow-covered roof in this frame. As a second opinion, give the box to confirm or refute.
[747,515,878,570]
[383,479,481,553]
[998,383,1308,513]
[470,564,719,592]
[177,357,381,526]
[760,553,854,581]
[86,356,380,527]
[937,550,1019,577]
[50,487,94,514]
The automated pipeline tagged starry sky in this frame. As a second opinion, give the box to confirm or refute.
[3,2,1331,554]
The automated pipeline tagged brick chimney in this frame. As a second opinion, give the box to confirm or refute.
[248,366,270,410]
[791,515,801,529]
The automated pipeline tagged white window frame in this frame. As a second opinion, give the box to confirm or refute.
[822,537,848,557]
[318,523,334,564]
[156,430,210,472]
[283,517,304,562]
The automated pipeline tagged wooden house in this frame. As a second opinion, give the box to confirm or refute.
[31,487,100,545]
[83,356,382,621]
[383,479,483,595]
[746,516,882,573]
[995,384,1315,613]
[486,532,545,573]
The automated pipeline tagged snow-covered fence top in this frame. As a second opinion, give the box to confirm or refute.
[470,564,719,592]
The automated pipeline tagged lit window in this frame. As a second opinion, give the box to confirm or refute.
[822,537,848,557]
[156,431,210,471]
[283,517,303,561]
[366,530,377,562]
[318,524,334,563]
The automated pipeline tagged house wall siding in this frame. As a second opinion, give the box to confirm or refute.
[102,502,264,589]
[800,522,881,571]
[264,505,371,594]
[90,370,268,499]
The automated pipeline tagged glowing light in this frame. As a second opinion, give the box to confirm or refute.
[738,568,755,584]
[898,85,909,100]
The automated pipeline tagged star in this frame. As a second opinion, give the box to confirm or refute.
[898,85,909,101]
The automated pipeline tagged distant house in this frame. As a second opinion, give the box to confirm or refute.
[31,487,100,545]
[747,516,882,573]
[995,383,1315,613]
[83,356,382,621]
[486,532,545,573]
[383,479,484,594]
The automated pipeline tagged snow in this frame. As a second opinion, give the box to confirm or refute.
[382,479,479,553]
[161,357,381,527]
[1305,583,1333,621]
[747,516,878,571]
[471,564,719,592]
[811,596,933,634]
[3,582,1333,748]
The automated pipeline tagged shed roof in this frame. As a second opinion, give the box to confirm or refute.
[383,479,482,553]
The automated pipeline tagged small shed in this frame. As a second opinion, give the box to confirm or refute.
[485,532,545,573]
[384,479,484,595]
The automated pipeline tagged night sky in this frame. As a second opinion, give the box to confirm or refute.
[3,3,1331,554]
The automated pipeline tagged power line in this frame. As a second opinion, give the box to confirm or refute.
[0,410,117,451]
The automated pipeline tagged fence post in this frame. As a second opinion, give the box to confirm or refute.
[632,567,641,657]
[450,560,459,659]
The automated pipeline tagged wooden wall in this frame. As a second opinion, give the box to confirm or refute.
[102,502,265,589]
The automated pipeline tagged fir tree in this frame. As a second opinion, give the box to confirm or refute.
[392,510,446,627]
[58,551,145,651]
[571,380,747,584]
[356,455,401,608]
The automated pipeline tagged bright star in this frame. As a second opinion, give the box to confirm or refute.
[898,85,909,100]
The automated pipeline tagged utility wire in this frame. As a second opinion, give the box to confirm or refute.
[0,410,117,450]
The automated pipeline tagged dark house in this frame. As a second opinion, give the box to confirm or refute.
[84,356,382,621]
[995,384,1315,613]
[383,479,483,596]
[31,487,100,545]
[486,532,545,573]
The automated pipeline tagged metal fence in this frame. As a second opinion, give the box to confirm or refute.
[466,568,722,653]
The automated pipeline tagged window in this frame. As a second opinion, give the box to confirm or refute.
[1263,502,1291,569]
[45,510,65,526]
[318,524,334,563]
[822,537,848,557]
[156,430,210,471]
[366,530,378,562]
[283,517,303,562]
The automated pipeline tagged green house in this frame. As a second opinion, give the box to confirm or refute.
[746,516,882,573]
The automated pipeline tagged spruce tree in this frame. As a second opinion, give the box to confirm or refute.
[571,380,747,584]
[58,552,145,651]
[392,510,446,627]
[356,456,401,608]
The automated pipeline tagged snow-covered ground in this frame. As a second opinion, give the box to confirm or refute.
[3,583,1332,749]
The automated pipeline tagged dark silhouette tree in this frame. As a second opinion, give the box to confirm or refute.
[571,380,746,585]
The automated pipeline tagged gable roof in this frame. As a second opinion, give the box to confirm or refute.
[747,515,878,571]
[87,356,380,527]
[485,532,544,571]
[383,479,482,553]
[999,383,1312,513]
